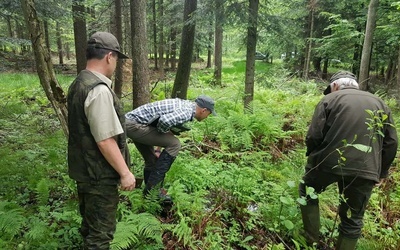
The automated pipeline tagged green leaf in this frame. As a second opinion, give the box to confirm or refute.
[287,180,296,188]
[283,220,294,230]
[280,196,291,205]
[297,198,307,206]
[242,235,254,243]
[350,144,372,153]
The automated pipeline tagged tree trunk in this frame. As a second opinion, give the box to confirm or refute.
[322,58,328,79]
[359,0,379,90]
[385,57,394,84]
[56,22,63,65]
[131,0,150,108]
[170,27,177,70]
[206,29,212,68]
[113,0,124,98]
[303,1,315,80]
[152,0,158,69]
[72,0,87,74]
[397,45,400,94]
[21,0,69,137]
[244,0,259,113]
[171,0,197,99]
[214,0,223,86]
[44,20,51,54]
[158,0,165,77]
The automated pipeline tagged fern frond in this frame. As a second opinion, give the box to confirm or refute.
[111,212,165,250]
[0,202,26,240]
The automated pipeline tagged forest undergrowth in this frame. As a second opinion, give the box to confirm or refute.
[0,62,399,250]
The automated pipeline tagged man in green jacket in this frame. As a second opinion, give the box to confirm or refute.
[68,32,136,249]
[299,71,398,249]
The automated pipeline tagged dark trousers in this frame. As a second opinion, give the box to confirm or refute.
[299,169,375,239]
[125,119,180,184]
[77,182,119,250]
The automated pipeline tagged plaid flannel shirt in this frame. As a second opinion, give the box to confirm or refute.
[125,98,196,133]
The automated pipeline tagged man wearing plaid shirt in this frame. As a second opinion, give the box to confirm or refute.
[125,95,216,201]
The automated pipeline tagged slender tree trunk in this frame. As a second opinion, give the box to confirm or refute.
[214,0,223,86]
[322,58,328,79]
[56,22,63,65]
[113,0,124,98]
[21,0,68,137]
[397,45,400,94]
[72,0,87,74]
[152,0,158,69]
[158,0,165,77]
[131,0,150,108]
[172,0,197,99]
[303,1,315,79]
[206,29,212,68]
[170,27,177,70]
[359,0,379,90]
[6,16,13,37]
[44,20,51,54]
[385,57,394,84]
[244,0,259,113]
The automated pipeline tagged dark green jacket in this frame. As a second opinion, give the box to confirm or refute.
[67,70,128,185]
[306,88,398,182]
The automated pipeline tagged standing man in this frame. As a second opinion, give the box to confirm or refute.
[299,71,398,249]
[67,32,136,249]
[125,95,216,201]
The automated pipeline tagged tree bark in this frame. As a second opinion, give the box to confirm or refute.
[303,0,316,79]
[152,0,158,69]
[72,0,87,74]
[56,22,63,65]
[113,0,124,98]
[158,0,165,77]
[172,0,197,99]
[359,0,379,90]
[214,0,223,86]
[244,0,259,113]
[131,0,150,108]
[21,0,69,137]
[397,45,400,94]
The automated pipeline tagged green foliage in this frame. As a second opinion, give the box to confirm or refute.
[0,202,26,241]
[111,212,170,250]
[1,55,400,250]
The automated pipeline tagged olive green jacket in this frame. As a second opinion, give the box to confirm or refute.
[306,88,398,182]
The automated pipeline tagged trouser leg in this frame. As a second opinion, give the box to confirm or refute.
[337,177,374,240]
[143,150,176,196]
[125,120,181,187]
[133,142,158,184]
[77,183,119,250]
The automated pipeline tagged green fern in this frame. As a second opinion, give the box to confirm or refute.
[0,202,26,241]
[111,212,170,250]
[35,178,50,206]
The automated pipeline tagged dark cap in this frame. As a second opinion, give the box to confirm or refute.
[195,95,217,116]
[324,70,357,95]
[87,32,129,59]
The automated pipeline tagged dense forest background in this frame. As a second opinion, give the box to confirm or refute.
[1,0,400,249]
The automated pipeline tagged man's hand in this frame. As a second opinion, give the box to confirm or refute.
[120,171,136,191]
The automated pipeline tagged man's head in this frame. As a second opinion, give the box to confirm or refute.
[86,32,129,60]
[324,71,359,95]
[85,32,128,78]
[194,95,216,121]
